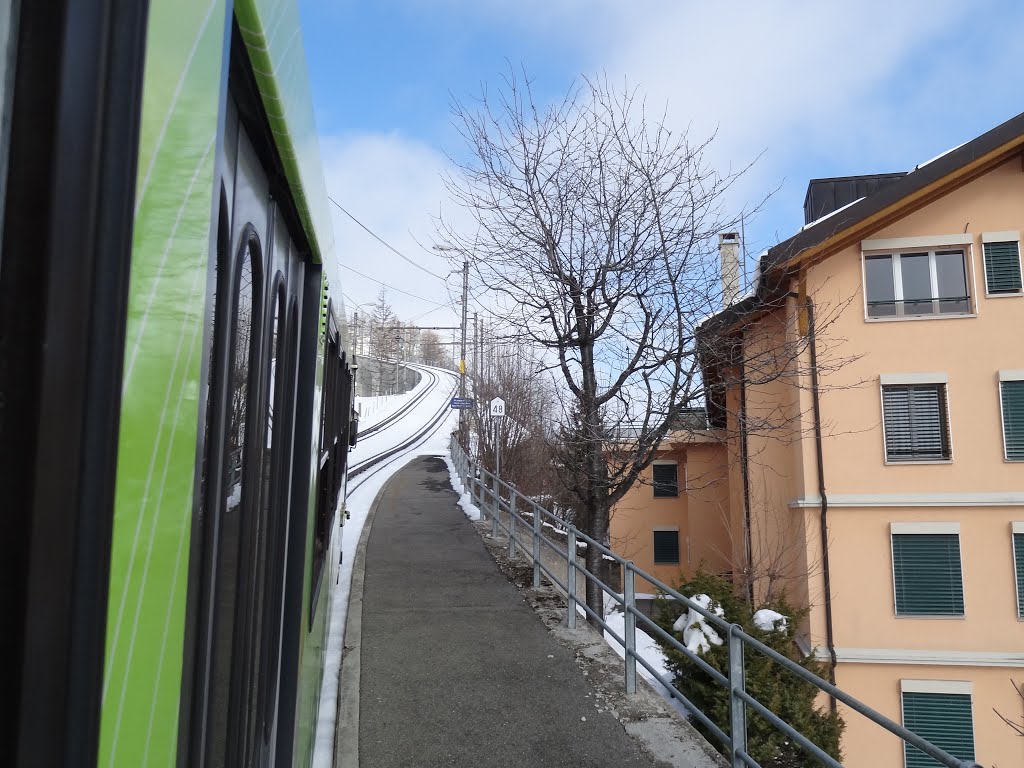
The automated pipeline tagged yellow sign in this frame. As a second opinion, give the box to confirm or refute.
[459,358,466,374]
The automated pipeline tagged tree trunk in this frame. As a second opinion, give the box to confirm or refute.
[584,497,609,629]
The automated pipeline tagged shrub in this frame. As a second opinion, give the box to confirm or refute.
[654,570,844,767]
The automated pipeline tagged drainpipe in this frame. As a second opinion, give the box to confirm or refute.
[806,297,838,709]
[738,357,753,604]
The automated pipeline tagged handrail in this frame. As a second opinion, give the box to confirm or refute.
[449,436,982,768]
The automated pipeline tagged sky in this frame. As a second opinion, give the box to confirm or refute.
[299,0,1024,331]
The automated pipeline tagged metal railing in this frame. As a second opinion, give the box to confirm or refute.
[449,436,981,768]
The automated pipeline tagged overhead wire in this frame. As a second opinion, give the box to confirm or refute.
[337,261,454,308]
[328,195,449,282]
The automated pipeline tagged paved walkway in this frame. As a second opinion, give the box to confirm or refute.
[352,456,660,768]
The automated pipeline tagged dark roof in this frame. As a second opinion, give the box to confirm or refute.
[699,109,1024,337]
[766,109,1024,270]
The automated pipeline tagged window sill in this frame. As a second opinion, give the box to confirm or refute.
[865,313,976,323]
[885,459,954,466]
[894,614,966,620]
[985,291,1024,299]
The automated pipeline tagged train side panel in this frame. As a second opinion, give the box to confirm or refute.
[99,2,229,766]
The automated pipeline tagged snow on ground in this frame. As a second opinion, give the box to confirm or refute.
[444,456,482,521]
[347,370,452,468]
[312,364,459,768]
[601,606,691,719]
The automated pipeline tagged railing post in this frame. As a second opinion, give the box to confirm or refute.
[508,493,517,558]
[566,528,577,629]
[532,502,541,588]
[728,626,747,768]
[624,565,637,695]
[491,474,499,537]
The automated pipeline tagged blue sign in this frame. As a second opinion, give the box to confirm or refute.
[450,397,475,409]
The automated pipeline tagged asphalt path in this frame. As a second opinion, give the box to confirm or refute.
[355,456,659,768]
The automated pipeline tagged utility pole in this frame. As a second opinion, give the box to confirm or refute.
[459,260,468,442]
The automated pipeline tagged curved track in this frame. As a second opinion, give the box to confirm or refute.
[356,364,435,440]
[347,363,459,495]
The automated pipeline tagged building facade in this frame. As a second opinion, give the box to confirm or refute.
[610,112,1024,768]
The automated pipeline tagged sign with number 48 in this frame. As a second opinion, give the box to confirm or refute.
[489,397,505,418]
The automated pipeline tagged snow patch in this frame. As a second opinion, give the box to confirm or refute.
[800,196,865,231]
[672,594,724,655]
[753,608,789,632]
[444,455,482,521]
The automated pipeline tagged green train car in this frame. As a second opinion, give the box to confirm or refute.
[3,1,355,766]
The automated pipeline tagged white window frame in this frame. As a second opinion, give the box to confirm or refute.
[1013,522,1024,621]
[879,374,954,465]
[999,370,1024,463]
[861,234,978,321]
[652,459,679,498]
[981,231,1023,298]
[890,522,965,619]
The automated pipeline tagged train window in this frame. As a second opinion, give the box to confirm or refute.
[255,277,286,748]
[310,318,338,624]
[0,0,19,266]
[207,231,262,766]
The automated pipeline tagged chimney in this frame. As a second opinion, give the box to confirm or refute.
[719,232,741,307]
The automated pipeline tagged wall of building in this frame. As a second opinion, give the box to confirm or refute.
[609,441,731,594]
[834,663,1023,768]
[800,156,1024,767]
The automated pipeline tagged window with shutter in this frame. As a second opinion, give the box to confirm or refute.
[1001,379,1024,461]
[1014,529,1024,618]
[653,530,679,564]
[883,384,951,462]
[902,691,975,768]
[892,532,964,616]
[652,463,678,497]
[983,240,1023,295]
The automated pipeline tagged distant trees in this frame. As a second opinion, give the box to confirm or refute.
[347,289,460,396]
[418,330,448,368]
[439,70,753,625]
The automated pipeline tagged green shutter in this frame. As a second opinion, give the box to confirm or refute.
[902,692,975,768]
[1015,532,1024,618]
[892,534,964,616]
[984,241,1023,294]
[653,530,679,564]
[1002,380,1024,461]
[652,463,678,497]
[883,385,951,461]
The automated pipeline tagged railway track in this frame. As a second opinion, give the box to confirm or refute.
[356,364,434,440]
[347,364,459,495]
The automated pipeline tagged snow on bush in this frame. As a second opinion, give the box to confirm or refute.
[671,594,724,655]
[752,608,788,632]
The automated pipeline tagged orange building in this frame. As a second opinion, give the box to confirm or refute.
[610,112,1024,767]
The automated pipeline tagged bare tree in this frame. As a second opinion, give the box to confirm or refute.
[418,329,448,367]
[439,71,759,624]
[995,679,1024,737]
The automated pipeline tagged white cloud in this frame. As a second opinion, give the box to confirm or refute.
[317,0,1021,304]
[321,132,469,324]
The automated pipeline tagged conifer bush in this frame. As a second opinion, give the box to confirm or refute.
[654,570,844,767]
